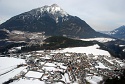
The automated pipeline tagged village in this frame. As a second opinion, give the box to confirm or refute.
[1,49,125,84]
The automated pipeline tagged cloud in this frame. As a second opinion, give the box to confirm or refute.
[0,0,125,31]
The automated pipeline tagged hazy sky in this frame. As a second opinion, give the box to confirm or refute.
[0,0,125,31]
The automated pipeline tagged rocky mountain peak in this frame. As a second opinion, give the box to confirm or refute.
[31,4,69,18]
[51,4,59,7]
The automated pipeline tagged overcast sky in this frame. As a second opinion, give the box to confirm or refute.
[0,0,125,31]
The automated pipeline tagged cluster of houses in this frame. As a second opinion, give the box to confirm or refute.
[3,50,125,84]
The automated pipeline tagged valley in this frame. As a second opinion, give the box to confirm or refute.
[0,3,125,84]
[1,46,125,84]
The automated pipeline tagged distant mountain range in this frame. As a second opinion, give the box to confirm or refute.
[105,25,125,40]
[0,4,110,38]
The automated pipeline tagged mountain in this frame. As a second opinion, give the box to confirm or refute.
[104,39,125,59]
[106,25,125,40]
[0,4,110,38]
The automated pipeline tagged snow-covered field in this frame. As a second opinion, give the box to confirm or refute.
[0,57,25,74]
[11,79,45,84]
[54,44,111,56]
[81,37,115,43]
[0,57,25,84]
[1,43,125,84]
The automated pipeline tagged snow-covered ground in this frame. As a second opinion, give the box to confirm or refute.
[86,76,103,84]
[0,57,25,73]
[1,44,125,84]
[95,62,108,69]
[10,79,45,84]
[0,57,25,84]
[81,37,115,43]
[25,71,43,78]
[119,45,125,47]
[123,49,125,52]
[54,44,111,56]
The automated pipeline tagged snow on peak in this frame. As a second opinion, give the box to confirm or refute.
[107,30,118,35]
[39,4,68,17]
[27,4,69,23]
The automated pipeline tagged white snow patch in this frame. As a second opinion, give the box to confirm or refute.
[15,47,22,50]
[119,45,125,47]
[86,75,103,84]
[0,57,25,71]
[123,49,125,52]
[42,66,62,72]
[0,57,26,84]
[60,65,67,70]
[81,38,115,43]
[64,73,71,83]
[25,71,43,78]
[41,55,50,59]
[36,50,44,53]
[10,79,45,84]
[115,59,125,67]
[39,4,68,18]
[104,58,114,64]
[0,67,26,84]
[25,54,31,57]
[54,44,110,56]
[44,63,56,67]
[95,62,108,69]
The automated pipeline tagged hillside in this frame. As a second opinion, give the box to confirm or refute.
[0,29,9,39]
[21,36,97,51]
[106,25,125,40]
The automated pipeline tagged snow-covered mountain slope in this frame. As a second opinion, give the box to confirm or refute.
[106,25,125,39]
[27,4,68,23]
[33,4,68,16]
